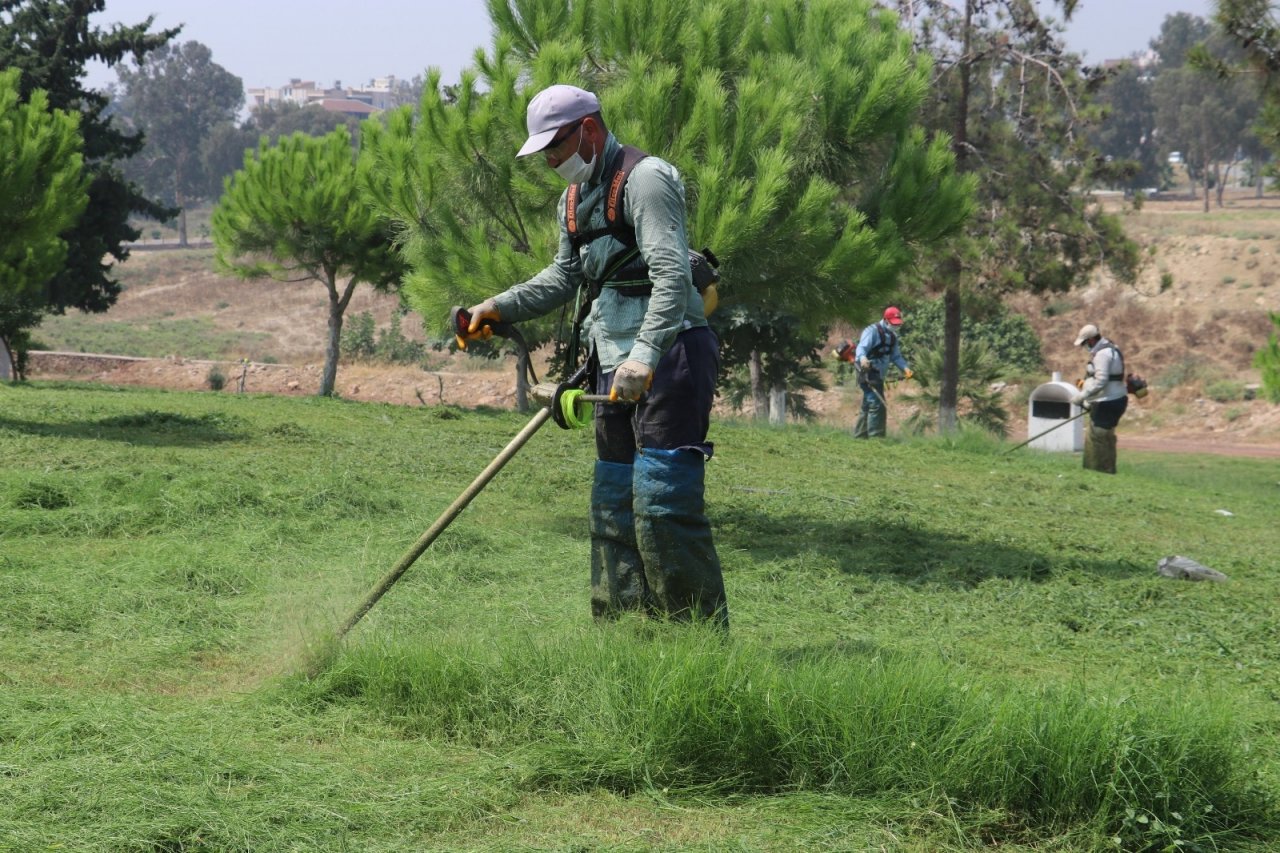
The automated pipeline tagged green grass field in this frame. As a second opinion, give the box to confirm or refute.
[1,383,1277,851]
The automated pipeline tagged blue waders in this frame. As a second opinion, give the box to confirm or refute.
[590,327,728,628]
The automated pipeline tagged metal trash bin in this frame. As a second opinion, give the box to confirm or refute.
[1026,372,1083,452]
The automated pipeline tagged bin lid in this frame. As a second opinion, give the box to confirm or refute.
[1029,380,1077,402]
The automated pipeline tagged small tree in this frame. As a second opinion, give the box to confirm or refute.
[0,68,90,379]
[212,127,403,396]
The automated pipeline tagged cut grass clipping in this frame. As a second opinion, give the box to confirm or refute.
[308,626,1272,849]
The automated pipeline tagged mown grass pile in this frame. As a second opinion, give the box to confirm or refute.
[1,381,1277,851]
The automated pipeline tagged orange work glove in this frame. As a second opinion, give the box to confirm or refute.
[455,299,501,350]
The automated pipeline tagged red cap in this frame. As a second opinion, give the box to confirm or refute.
[883,306,903,326]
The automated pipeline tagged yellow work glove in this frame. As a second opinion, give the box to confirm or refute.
[701,283,719,316]
[904,368,914,381]
[609,360,653,402]
[1075,378,1085,390]
[456,299,501,350]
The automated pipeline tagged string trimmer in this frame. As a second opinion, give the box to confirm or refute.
[333,307,607,641]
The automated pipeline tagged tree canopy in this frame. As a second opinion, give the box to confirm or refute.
[362,0,974,394]
[0,0,177,324]
[1154,15,1259,210]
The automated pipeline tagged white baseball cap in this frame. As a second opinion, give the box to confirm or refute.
[517,84,601,157]
[1073,323,1100,346]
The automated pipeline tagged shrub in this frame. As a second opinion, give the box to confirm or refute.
[341,311,377,360]
[375,313,426,364]
[1203,379,1245,402]
[1254,312,1280,403]
[206,366,226,391]
[900,340,1010,436]
[1157,356,1215,390]
[898,297,1043,374]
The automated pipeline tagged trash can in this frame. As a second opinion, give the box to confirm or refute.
[1026,372,1083,452]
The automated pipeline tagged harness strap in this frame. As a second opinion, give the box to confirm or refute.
[867,324,897,359]
[566,145,649,255]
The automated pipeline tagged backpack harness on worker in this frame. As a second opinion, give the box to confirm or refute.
[866,322,898,361]
[562,145,719,373]
[566,144,654,300]
[1084,341,1125,382]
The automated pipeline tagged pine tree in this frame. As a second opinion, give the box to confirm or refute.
[0,68,90,378]
[212,127,404,397]
[361,0,974,414]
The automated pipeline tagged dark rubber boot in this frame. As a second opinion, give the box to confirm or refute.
[633,448,729,629]
[867,400,887,437]
[590,460,652,620]
[1084,423,1118,474]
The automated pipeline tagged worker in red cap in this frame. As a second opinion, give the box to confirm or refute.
[852,306,913,438]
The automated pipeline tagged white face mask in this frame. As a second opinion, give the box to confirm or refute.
[553,127,596,184]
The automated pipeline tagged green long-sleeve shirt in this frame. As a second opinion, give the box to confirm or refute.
[492,134,709,373]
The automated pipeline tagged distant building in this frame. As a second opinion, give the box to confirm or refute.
[1098,51,1158,74]
[247,76,402,117]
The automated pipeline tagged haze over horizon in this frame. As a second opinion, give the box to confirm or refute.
[81,0,1215,95]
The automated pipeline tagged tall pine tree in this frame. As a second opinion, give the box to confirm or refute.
[0,67,89,377]
[361,0,974,415]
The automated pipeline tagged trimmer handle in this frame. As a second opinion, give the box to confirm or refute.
[450,305,515,340]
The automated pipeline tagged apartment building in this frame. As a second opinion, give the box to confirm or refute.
[246,75,401,117]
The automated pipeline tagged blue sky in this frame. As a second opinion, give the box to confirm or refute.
[82,0,1215,93]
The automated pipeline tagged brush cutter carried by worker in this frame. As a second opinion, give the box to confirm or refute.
[334,307,607,640]
[1004,370,1149,455]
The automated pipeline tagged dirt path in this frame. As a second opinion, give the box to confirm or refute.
[1120,437,1280,459]
[26,351,1280,459]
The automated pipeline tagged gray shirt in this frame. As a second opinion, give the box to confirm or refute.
[492,134,708,372]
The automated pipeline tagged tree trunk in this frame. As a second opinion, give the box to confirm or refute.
[322,295,343,397]
[320,274,360,397]
[768,384,786,426]
[514,350,530,412]
[1203,158,1211,213]
[0,335,13,382]
[174,179,189,247]
[1216,162,1228,208]
[749,349,768,420]
[939,282,961,434]
[1257,158,1265,198]
[936,0,973,435]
